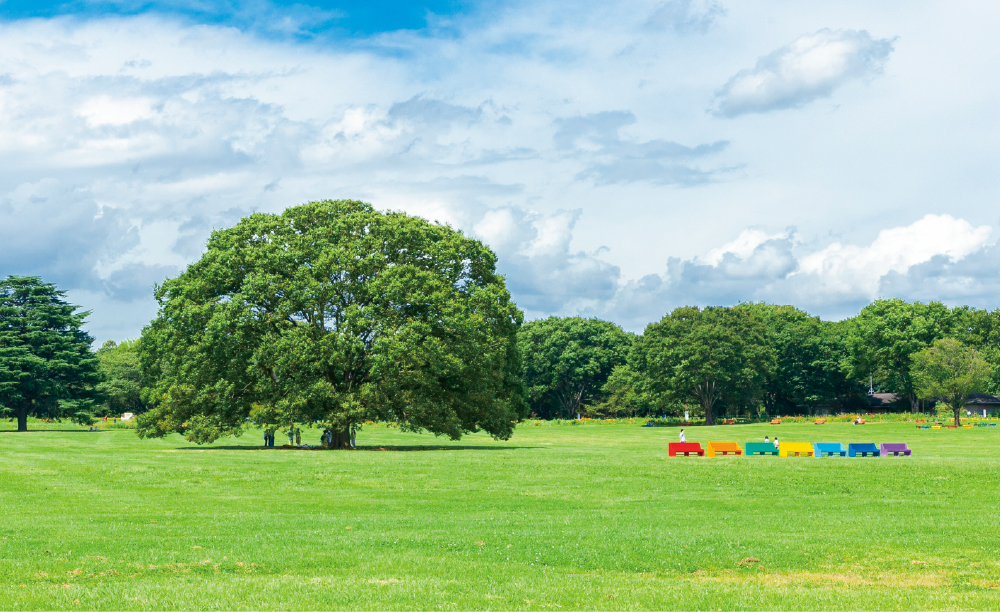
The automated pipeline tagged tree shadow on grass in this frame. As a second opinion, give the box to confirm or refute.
[173,444,538,451]
[0,429,105,433]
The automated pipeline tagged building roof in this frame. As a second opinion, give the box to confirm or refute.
[868,392,901,406]
[965,393,1000,405]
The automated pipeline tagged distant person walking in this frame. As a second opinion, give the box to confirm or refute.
[773,437,779,450]
[287,429,295,446]
[679,428,686,443]
[295,428,301,446]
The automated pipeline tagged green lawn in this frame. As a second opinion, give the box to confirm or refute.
[1,419,999,610]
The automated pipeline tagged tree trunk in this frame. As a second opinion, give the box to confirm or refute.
[953,406,962,428]
[699,380,719,425]
[909,393,919,414]
[329,428,354,449]
[16,402,28,432]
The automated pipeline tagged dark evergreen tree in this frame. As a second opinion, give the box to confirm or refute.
[0,276,101,431]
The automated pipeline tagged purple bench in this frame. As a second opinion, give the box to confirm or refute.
[880,443,911,456]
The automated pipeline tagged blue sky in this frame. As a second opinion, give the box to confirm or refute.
[0,0,482,35]
[1,0,999,342]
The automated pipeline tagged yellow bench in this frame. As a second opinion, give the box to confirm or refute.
[779,442,814,457]
[931,425,942,429]
[706,442,743,457]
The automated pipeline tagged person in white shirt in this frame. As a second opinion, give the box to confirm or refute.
[764,436,769,444]
[773,437,779,449]
[679,429,686,443]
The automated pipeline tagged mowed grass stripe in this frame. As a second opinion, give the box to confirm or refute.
[1,421,998,610]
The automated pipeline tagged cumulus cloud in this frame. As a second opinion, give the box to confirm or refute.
[601,215,995,329]
[472,208,621,317]
[711,28,895,117]
[794,214,992,297]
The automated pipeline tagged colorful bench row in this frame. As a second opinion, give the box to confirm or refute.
[668,442,911,457]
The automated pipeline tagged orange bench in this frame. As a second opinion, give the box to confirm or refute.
[706,442,743,457]
[770,419,781,425]
[814,418,826,424]
[668,442,705,457]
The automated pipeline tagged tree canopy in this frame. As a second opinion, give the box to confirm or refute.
[95,339,146,417]
[0,276,101,431]
[911,338,992,427]
[517,316,632,419]
[137,200,526,445]
[845,299,953,411]
[631,305,775,424]
[744,304,863,414]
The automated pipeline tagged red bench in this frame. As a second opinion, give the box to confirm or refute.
[668,442,705,457]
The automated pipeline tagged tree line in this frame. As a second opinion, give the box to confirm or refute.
[2,201,997,437]
[519,301,1000,426]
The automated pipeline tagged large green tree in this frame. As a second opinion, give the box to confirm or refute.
[95,339,146,417]
[138,200,526,446]
[631,305,775,424]
[517,317,632,419]
[845,299,954,411]
[911,338,992,427]
[0,276,101,431]
[744,304,864,415]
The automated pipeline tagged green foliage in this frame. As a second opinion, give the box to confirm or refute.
[742,304,866,414]
[845,299,954,409]
[630,305,776,424]
[517,317,632,419]
[599,364,660,417]
[95,339,146,416]
[911,338,992,426]
[138,200,526,445]
[0,276,101,430]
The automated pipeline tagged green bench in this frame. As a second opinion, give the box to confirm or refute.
[745,442,778,456]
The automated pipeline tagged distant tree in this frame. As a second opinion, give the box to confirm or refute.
[600,364,659,418]
[632,306,775,424]
[0,276,101,431]
[845,299,954,412]
[950,306,1000,394]
[911,338,992,427]
[743,304,864,415]
[517,317,632,419]
[95,339,146,416]
[138,200,526,446]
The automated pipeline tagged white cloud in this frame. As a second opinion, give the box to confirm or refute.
[601,215,996,329]
[701,228,789,265]
[0,4,999,341]
[711,28,895,117]
[77,96,156,126]
[795,214,992,295]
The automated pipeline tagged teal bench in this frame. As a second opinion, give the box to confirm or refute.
[745,442,778,456]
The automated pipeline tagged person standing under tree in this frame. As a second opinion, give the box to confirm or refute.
[295,428,301,446]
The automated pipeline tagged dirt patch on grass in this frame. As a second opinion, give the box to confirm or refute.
[690,571,945,588]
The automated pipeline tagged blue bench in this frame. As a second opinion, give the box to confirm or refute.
[813,442,846,457]
[848,443,880,457]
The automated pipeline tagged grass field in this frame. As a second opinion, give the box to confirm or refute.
[2,419,999,610]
